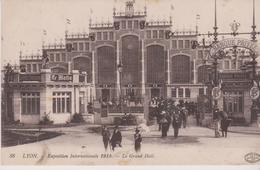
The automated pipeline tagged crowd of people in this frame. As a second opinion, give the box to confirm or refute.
[150,98,190,138]
[100,97,232,152]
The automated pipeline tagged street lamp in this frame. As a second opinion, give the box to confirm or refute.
[117,61,123,113]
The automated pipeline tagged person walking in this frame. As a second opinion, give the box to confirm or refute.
[220,111,231,137]
[181,107,188,128]
[172,112,181,138]
[213,108,221,138]
[134,128,142,152]
[110,125,122,151]
[101,125,111,151]
[160,115,169,137]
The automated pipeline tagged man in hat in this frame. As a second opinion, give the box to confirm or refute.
[134,128,142,152]
[160,113,169,137]
[101,125,111,151]
[110,125,122,151]
[172,111,181,138]
[213,108,221,137]
[220,111,231,138]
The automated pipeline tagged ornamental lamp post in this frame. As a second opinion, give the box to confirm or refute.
[117,61,123,113]
[249,51,259,123]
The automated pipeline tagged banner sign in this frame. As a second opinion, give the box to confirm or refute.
[210,38,258,56]
[51,74,73,82]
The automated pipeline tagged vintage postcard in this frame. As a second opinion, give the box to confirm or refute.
[1,0,260,165]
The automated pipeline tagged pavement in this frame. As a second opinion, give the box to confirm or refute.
[1,121,260,165]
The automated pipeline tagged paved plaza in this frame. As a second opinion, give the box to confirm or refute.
[2,122,260,165]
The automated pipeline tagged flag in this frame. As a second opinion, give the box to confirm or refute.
[66,18,71,24]
[196,14,200,20]
[170,4,174,10]
[43,29,47,36]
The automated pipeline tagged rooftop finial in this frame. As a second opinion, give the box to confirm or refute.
[125,0,135,17]
[251,0,257,41]
[213,0,218,43]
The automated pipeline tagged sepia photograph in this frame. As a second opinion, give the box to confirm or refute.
[1,0,260,166]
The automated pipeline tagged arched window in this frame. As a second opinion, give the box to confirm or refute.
[198,65,211,83]
[171,55,190,83]
[97,46,116,84]
[73,56,92,82]
[121,35,140,85]
[147,45,165,83]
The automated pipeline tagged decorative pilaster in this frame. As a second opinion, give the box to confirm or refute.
[141,39,145,95]
[166,49,171,98]
[193,59,197,84]
[116,40,120,98]
[91,50,96,100]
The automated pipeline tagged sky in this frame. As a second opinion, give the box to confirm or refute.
[1,0,260,67]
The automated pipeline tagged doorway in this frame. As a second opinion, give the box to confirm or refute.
[151,88,160,98]
[101,89,110,102]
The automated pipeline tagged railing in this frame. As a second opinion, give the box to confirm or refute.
[66,33,89,39]
[20,55,42,60]
[19,73,41,82]
[90,22,113,29]
[42,44,65,50]
[114,11,146,17]
[146,20,172,27]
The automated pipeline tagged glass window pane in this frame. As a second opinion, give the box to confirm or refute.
[127,20,132,29]
[53,98,56,113]
[122,21,126,29]
[27,98,31,114]
[97,32,102,40]
[62,98,65,113]
[57,98,61,113]
[27,64,31,72]
[73,43,78,51]
[185,88,190,98]
[109,32,114,40]
[32,98,36,114]
[199,88,204,96]
[134,20,138,29]
[171,88,176,97]
[172,40,177,49]
[61,53,66,62]
[147,30,151,38]
[178,40,183,49]
[103,32,108,40]
[185,40,190,48]
[38,64,42,71]
[50,54,54,62]
[178,88,183,98]
[37,98,40,114]
[32,64,37,72]
[22,98,26,114]
[85,42,90,51]
[56,53,60,62]
[66,97,71,113]
[79,42,84,51]
[153,30,158,39]
[159,30,164,38]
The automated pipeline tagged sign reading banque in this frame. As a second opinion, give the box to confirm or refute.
[210,38,259,56]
